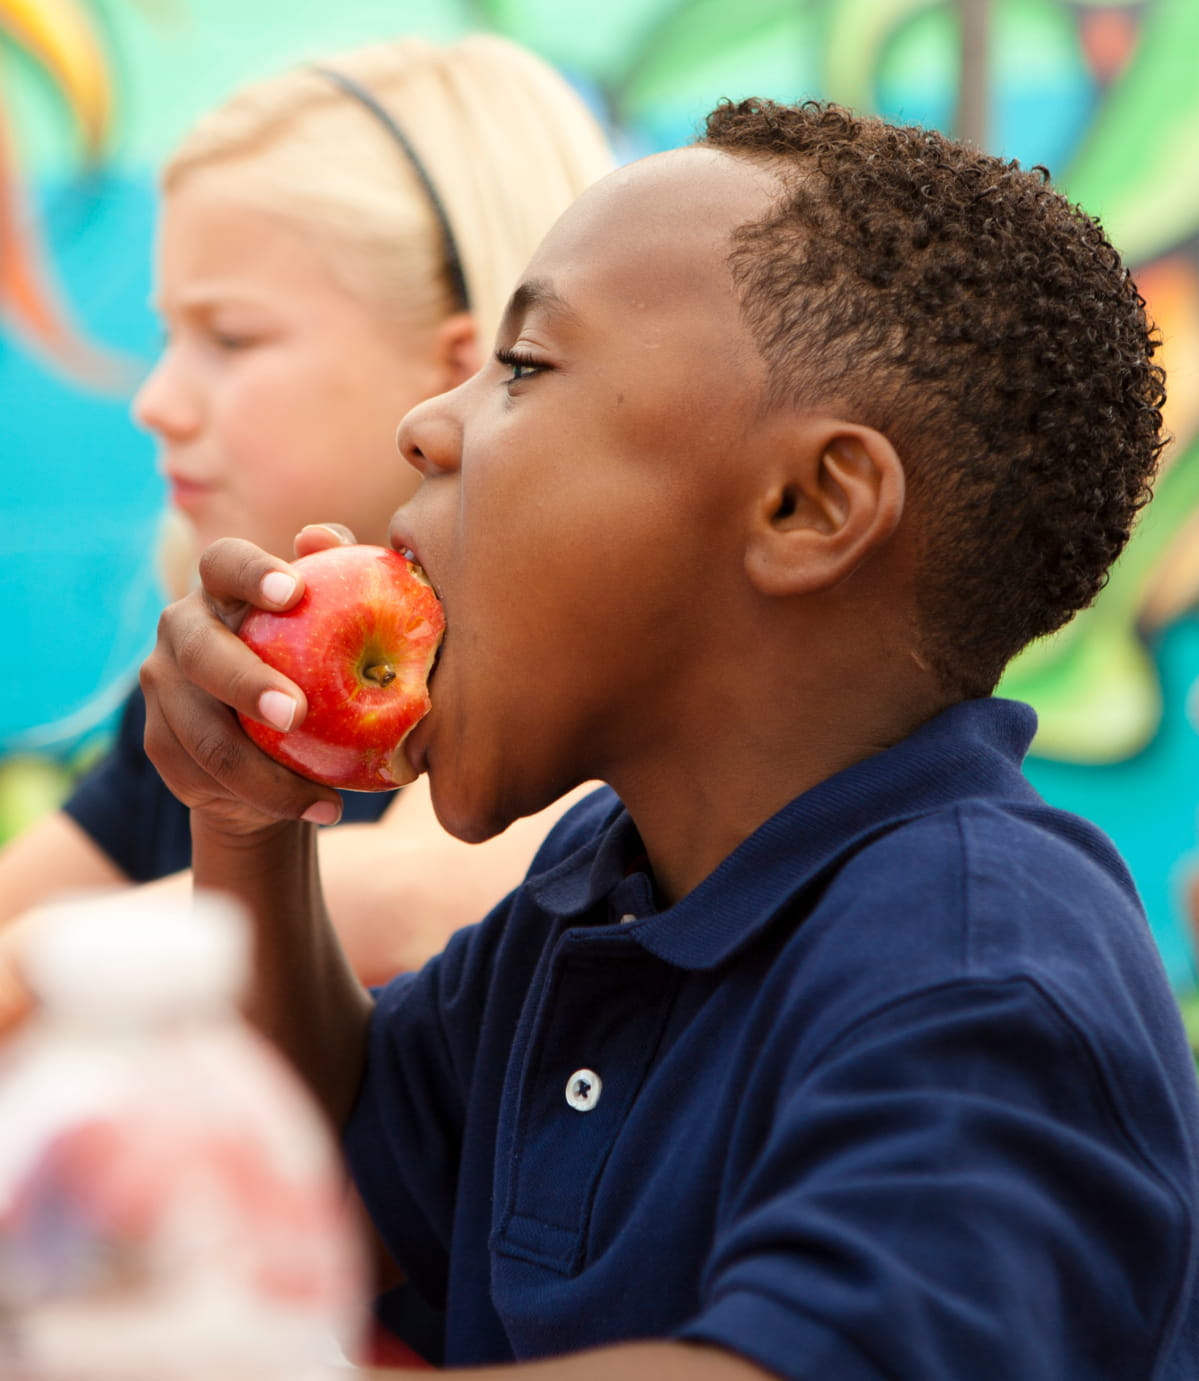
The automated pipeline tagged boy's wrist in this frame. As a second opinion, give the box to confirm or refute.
[192,808,312,847]
[189,813,325,936]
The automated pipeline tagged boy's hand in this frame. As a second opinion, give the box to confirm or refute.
[140,528,353,837]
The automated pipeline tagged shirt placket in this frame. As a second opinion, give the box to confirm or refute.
[492,928,675,1277]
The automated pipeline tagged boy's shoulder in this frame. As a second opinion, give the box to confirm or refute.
[836,782,1152,998]
[767,745,1196,1150]
[814,787,1144,984]
[760,694,1143,987]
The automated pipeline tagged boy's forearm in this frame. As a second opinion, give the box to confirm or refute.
[359,1341,776,1380]
[190,812,374,1128]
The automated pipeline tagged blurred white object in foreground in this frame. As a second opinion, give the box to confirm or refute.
[0,889,366,1380]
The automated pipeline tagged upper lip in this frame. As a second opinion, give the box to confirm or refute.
[389,525,438,592]
[164,467,212,490]
[388,518,420,567]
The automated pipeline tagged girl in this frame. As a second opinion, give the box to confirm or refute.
[0,34,613,988]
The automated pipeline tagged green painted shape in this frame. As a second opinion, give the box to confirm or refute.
[995,1,1199,762]
[621,0,815,90]
[870,0,1086,156]
[824,0,936,112]
[999,606,1161,764]
[1001,431,1199,762]
[877,4,956,101]
[620,2,820,132]
[0,755,72,845]
[992,0,1084,89]
[477,0,680,86]
[1177,986,1199,1060]
[1063,0,1199,262]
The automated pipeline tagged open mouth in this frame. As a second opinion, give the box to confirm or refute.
[393,545,445,684]
[395,545,441,600]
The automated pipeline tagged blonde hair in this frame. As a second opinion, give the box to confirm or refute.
[163,34,615,345]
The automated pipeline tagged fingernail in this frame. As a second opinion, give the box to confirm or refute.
[261,570,297,606]
[303,523,351,544]
[302,801,341,826]
[258,689,298,732]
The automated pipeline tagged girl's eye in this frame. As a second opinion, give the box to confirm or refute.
[495,346,546,386]
[209,329,255,351]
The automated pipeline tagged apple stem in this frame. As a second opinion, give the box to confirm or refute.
[364,663,397,688]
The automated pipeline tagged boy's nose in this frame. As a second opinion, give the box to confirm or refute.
[396,391,463,478]
[131,354,201,441]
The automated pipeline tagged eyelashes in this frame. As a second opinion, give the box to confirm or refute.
[494,344,548,385]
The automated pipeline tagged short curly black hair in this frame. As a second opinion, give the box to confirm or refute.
[701,99,1166,699]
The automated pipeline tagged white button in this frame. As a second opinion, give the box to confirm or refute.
[619,912,637,924]
[565,1068,602,1112]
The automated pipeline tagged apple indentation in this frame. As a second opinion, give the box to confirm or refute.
[363,663,397,688]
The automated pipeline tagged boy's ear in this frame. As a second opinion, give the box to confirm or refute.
[744,419,906,597]
[432,312,484,390]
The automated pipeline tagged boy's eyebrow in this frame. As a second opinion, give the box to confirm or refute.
[499,278,579,334]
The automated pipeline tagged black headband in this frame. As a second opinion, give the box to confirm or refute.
[313,66,470,312]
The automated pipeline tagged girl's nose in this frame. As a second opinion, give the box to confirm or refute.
[131,351,201,441]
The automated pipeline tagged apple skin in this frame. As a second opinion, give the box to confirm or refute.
[236,545,444,792]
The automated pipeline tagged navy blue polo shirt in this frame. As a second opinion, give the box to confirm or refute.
[344,698,1199,1378]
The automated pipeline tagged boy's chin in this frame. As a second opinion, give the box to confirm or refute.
[427,777,514,847]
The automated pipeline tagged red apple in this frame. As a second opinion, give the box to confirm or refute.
[236,545,444,792]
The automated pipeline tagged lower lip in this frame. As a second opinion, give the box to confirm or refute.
[168,478,211,511]
[404,708,435,779]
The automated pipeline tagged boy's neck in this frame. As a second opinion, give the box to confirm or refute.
[610,638,951,908]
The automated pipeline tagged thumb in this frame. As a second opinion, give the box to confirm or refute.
[294,523,357,559]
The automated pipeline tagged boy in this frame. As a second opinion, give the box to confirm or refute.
[141,100,1199,1379]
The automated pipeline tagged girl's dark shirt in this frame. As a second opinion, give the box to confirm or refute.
[62,685,393,881]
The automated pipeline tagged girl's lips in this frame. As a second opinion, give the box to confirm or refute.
[166,476,212,512]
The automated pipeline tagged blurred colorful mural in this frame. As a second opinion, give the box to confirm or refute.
[5,0,1199,998]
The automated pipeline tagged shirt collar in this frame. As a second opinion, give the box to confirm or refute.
[526,697,1039,971]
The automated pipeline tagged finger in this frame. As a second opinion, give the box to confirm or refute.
[294,522,357,559]
[141,663,342,826]
[197,536,305,627]
[149,597,308,735]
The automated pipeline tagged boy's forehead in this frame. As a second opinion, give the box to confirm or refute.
[521,147,777,310]
[582,145,776,231]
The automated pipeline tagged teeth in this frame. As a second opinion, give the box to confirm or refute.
[402,550,435,590]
